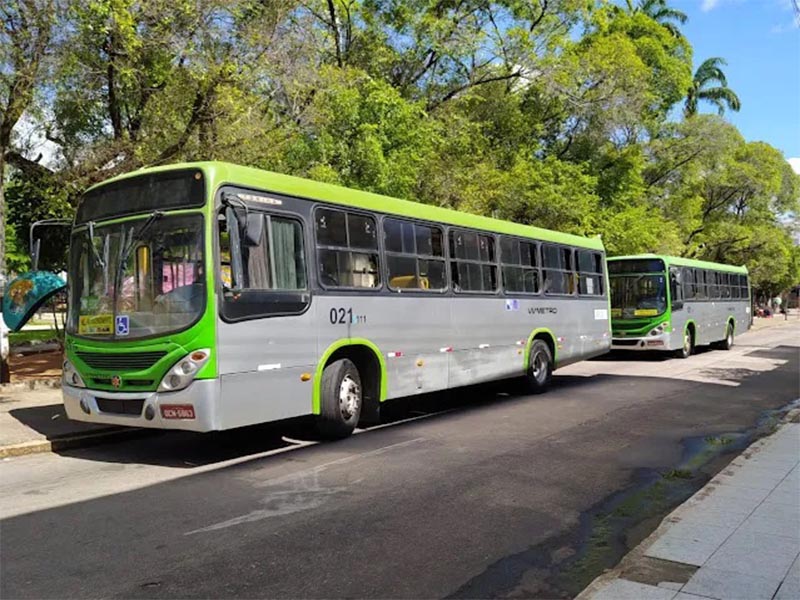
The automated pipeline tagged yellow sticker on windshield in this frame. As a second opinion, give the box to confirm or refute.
[610,308,622,318]
[634,309,658,317]
[79,314,113,335]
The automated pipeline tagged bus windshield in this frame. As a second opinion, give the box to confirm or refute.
[66,213,205,339]
[610,273,667,318]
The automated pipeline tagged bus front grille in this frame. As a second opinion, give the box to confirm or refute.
[95,398,145,416]
[91,378,154,388]
[76,351,167,371]
[613,339,641,346]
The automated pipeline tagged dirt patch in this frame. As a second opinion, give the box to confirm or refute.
[9,351,62,382]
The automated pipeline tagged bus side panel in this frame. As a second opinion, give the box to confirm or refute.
[315,294,451,400]
[680,298,749,348]
[448,297,519,388]
[216,303,318,430]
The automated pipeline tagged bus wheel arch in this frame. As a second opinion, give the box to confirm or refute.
[677,322,696,359]
[715,318,735,351]
[522,329,557,394]
[314,341,385,428]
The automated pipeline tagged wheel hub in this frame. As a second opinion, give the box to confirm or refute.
[532,352,545,381]
[338,375,361,419]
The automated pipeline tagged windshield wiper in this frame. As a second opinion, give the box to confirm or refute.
[119,211,163,265]
[113,211,164,311]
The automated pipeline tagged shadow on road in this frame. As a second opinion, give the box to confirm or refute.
[54,377,548,468]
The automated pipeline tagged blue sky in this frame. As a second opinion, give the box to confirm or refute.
[672,0,799,166]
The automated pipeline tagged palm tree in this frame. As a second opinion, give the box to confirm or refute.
[684,57,742,117]
[625,0,688,37]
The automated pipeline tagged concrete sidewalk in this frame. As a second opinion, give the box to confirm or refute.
[579,412,800,600]
[0,385,143,457]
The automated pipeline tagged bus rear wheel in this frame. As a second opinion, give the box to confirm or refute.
[524,340,553,394]
[714,323,734,351]
[316,358,362,439]
[675,328,693,359]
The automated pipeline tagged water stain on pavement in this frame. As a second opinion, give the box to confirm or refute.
[447,398,799,599]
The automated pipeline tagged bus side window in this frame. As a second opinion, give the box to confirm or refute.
[670,267,683,309]
[384,218,446,291]
[315,207,380,289]
[220,206,307,293]
[500,237,539,294]
[695,269,706,300]
[542,244,574,295]
[449,229,497,293]
[709,271,720,299]
[682,268,694,300]
[577,250,603,296]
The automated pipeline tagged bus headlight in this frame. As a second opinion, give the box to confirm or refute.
[158,349,211,392]
[649,322,670,336]
[63,360,86,388]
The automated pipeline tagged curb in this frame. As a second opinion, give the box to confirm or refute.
[0,427,153,458]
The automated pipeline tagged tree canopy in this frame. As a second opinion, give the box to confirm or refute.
[2,0,798,294]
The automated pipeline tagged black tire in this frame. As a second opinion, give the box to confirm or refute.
[675,327,693,359]
[714,323,734,350]
[524,339,553,394]
[316,358,362,439]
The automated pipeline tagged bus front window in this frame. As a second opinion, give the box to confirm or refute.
[67,214,205,339]
[610,274,667,318]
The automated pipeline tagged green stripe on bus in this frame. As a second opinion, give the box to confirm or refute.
[312,338,388,415]
[523,328,558,372]
[87,161,605,251]
[608,253,748,275]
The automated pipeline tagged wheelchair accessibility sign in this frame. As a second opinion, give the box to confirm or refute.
[115,315,130,336]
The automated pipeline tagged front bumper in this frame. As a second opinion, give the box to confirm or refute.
[611,331,672,351]
[63,378,219,432]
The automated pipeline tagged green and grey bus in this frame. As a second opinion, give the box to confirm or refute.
[609,254,750,358]
[62,162,611,438]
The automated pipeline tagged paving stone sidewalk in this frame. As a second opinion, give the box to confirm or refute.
[579,417,800,600]
[0,385,139,457]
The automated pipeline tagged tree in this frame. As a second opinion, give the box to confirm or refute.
[624,0,688,38]
[684,57,741,117]
[0,0,59,279]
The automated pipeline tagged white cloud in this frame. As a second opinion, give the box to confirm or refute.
[788,158,800,174]
[702,0,722,11]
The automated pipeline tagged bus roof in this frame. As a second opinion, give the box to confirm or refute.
[608,254,748,275]
[85,161,605,251]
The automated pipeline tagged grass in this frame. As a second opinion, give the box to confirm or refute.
[704,436,734,446]
[663,468,694,480]
[8,330,61,346]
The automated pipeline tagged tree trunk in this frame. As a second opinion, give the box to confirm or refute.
[0,150,9,383]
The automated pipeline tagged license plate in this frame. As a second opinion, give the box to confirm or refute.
[160,404,196,419]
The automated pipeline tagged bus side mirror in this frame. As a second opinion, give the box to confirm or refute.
[673,300,683,310]
[243,213,263,247]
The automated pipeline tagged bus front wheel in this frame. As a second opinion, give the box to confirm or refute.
[525,340,553,394]
[676,328,693,359]
[317,358,362,439]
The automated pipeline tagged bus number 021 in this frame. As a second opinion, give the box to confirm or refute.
[329,308,366,325]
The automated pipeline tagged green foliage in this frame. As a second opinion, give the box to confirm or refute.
[685,57,741,117]
[3,0,798,296]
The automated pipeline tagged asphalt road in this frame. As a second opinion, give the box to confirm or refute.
[1,322,798,599]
